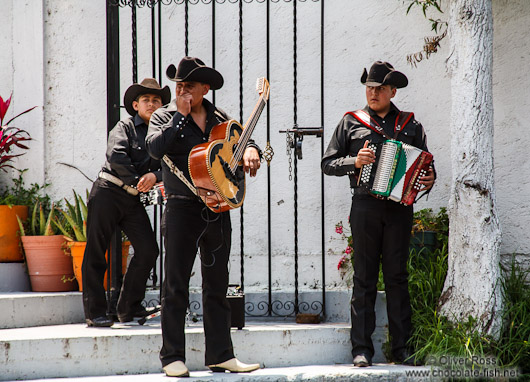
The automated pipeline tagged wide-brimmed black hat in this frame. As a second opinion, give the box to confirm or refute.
[360,61,408,89]
[166,57,224,90]
[123,78,171,116]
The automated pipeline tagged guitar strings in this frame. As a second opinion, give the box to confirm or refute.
[230,98,266,167]
[229,98,267,171]
[229,81,269,170]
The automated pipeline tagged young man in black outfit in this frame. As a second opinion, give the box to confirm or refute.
[322,61,435,367]
[146,57,261,377]
[82,78,170,327]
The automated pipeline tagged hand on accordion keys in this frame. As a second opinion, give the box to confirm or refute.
[418,166,435,191]
[136,172,157,193]
[354,140,376,168]
[139,182,167,206]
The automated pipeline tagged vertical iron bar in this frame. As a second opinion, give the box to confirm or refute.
[320,0,326,319]
[151,6,156,78]
[106,2,120,144]
[208,0,215,105]
[184,0,189,56]
[131,3,138,84]
[106,1,121,315]
[159,205,164,297]
[238,0,245,291]
[158,3,162,85]
[266,0,272,316]
[150,3,160,296]
[292,0,299,315]
[158,1,163,299]
[152,206,158,287]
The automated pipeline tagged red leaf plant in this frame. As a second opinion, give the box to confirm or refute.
[0,93,36,172]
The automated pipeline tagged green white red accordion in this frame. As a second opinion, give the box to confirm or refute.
[358,139,433,206]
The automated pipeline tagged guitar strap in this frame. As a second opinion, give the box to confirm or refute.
[162,155,198,197]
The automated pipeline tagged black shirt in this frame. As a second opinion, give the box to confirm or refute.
[146,98,260,197]
[321,103,431,189]
[102,114,161,187]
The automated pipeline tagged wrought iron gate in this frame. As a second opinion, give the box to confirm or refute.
[106,0,327,319]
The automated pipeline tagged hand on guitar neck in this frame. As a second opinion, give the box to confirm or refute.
[242,147,260,177]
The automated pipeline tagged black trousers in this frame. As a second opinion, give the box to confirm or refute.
[82,179,159,319]
[349,194,413,359]
[160,198,234,367]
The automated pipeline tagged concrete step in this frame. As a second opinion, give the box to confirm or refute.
[0,289,386,329]
[0,320,390,381]
[3,364,429,382]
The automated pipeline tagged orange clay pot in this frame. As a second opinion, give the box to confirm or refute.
[70,241,130,291]
[0,205,28,262]
[21,235,78,292]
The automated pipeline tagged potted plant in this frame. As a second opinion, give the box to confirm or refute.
[0,93,36,261]
[410,207,449,254]
[55,190,129,291]
[16,201,77,292]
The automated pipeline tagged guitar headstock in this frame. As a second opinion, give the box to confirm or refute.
[256,77,270,102]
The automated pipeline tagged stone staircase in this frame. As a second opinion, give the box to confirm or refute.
[0,290,427,381]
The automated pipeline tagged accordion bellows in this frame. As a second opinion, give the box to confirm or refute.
[358,139,433,206]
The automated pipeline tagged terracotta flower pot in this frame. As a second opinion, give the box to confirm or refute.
[70,241,130,291]
[21,235,78,292]
[0,205,28,262]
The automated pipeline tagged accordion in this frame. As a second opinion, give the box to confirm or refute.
[357,139,433,206]
[140,182,167,206]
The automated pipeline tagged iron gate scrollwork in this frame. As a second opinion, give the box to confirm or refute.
[106,0,327,320]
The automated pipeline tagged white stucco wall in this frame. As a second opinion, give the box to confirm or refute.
[1,0,529,291]
[0,0,14,102]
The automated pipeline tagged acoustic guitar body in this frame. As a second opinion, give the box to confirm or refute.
[188,119,246,213]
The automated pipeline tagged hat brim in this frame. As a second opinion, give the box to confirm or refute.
[166,64,224,90]
[360,68,408,89]
[124,84,171,116]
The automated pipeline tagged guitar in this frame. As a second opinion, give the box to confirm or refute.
[188,77,270,213]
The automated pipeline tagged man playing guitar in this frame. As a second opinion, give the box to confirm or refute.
[146,57,261,378]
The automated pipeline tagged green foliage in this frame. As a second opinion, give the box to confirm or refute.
[412,207,449,249]
[494,257,530,374]
[400,0,448,67]
[404,0,443,16]
[408,242,530,376]
[55,190,88,242]
[0,169,50,207]
[337,206,529,374]
[16,201,57,236]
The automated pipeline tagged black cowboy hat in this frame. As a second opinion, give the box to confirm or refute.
[123,78,171,116]
[166,57,224,90]
[360,61,408,89]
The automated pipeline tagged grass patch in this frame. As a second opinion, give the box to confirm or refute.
[408,225,530,378]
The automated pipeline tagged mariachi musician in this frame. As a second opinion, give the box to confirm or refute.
[83,78,170,327]
[321,61,435,367]
[146,57,261,377]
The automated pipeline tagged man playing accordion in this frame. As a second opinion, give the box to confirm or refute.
[321,61,435,367]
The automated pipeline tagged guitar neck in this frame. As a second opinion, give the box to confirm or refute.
[238,98,266,151]
[231,77,269,169]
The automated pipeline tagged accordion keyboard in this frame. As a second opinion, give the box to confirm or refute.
[358,143,378,185]
[372,141,399,193]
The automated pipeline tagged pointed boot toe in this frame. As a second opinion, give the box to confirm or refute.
[163,360,189,377]
[208,357,260,373]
